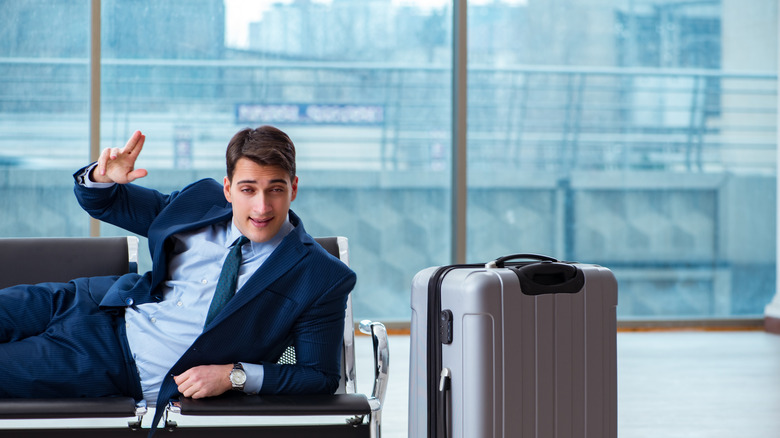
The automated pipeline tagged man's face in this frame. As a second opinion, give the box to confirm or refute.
[223,158,298,243]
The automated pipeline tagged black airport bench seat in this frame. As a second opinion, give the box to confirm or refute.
[0,236,388,438]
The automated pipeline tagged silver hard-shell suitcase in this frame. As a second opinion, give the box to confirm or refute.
[409,254,618,438]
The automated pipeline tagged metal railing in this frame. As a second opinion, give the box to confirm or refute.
[0,57,776,174]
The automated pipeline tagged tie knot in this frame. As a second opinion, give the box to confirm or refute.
[232,236,249,250]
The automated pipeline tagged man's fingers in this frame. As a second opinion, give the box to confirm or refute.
[173,365,232,400]
[175,372,206,399]
[97,147,112,176]
[123,133,145,157]
[132,134,145,156]
[122,131,143,155]
[126,168,148,183]
[174,372,193,395]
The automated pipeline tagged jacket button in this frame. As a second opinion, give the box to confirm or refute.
[125,298,134,306]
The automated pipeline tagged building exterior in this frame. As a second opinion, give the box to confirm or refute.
[0,0,777,321]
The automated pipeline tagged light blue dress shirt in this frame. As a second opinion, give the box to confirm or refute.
[81,165,293,404]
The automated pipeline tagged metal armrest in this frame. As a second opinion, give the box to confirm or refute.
[358,320,389,438]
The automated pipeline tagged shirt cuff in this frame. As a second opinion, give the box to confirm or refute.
[76,163,116,189]
[240,362,264,394]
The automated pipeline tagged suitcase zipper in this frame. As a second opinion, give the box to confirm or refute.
[427,264,480,438]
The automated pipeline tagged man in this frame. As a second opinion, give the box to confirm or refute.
[0,126,356,431]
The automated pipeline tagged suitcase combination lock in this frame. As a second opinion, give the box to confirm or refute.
[439,309,453,344]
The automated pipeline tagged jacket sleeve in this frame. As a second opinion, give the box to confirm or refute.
[259,269,357,394]
[73,164,176,237]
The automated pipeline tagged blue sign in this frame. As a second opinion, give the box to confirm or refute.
[236,103,384,125]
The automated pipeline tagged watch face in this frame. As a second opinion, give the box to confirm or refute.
[230,369,247,385]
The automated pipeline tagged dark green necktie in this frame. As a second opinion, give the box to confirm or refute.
[204,235,249,327]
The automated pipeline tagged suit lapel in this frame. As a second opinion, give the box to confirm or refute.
[150,205,233,292]
[155,205,232,248]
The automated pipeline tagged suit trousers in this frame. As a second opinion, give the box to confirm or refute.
[0,276,143,400]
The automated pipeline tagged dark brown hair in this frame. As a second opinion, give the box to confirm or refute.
[226,126,296,181]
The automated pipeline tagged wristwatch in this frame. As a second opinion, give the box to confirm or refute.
[229,363,246,391]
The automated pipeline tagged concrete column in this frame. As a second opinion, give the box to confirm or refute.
[720,0,778,331]
[768,2,780,334]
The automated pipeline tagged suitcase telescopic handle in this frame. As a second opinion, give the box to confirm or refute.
[486,253,558,268]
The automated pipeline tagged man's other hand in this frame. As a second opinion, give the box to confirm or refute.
[91,130,149,184]
[174,364,234,399]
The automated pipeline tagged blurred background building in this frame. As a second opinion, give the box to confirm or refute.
[0,0,777,322]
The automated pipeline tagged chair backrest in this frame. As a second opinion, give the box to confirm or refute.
[313,236,357,395]
[0,236,138,289]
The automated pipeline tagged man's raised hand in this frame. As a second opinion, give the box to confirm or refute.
[91,130,149,184]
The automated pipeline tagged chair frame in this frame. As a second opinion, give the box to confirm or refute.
[0,236,388,438]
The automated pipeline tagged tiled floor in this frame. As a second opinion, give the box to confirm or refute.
[355,331,780,438]
[1,331,778,437]
[354,334,409,438]
[615,330,780,438]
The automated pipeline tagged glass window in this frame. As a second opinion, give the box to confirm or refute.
[2,0,776,323]
[0,1,91,237]
[99,0,453,321]
[466,0,778,319]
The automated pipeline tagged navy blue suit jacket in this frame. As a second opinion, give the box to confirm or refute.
[73,170,356,411]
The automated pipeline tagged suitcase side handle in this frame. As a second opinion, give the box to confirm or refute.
[513,262,585,295]
[486,253,558,268]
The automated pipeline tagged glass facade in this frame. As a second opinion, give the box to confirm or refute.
[0,1,92,236]
[0,0,777,321]
[466,0,778,320]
